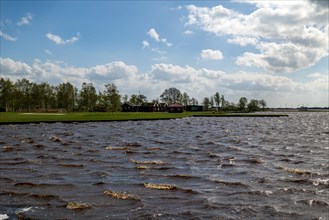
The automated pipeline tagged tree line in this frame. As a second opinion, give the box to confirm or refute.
[0,77,266,112]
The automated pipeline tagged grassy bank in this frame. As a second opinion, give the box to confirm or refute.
[0,112,288,124]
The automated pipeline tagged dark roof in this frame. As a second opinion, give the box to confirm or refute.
[141,102,157,107]
[122,102,139,107]
[168,102,183,107]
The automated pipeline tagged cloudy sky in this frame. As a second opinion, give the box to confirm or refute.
[1,0,328,107]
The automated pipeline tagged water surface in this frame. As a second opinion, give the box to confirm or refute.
[0,112,328,219]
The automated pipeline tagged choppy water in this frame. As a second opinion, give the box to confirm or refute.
[0,112,328,219]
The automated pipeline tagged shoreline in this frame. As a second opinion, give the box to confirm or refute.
[0,112,289,125]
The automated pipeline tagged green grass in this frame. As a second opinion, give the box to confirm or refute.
[0,112,193,124]
[0,111,288,124]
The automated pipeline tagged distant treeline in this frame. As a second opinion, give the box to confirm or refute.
[0,78,266,112]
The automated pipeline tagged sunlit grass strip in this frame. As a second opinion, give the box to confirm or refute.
[0,112,192,124]
[0,112,288,124]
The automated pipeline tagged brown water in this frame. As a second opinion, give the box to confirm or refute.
[0,112,328,219]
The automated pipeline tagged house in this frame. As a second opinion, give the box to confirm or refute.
[157,102,168,112]
[95,104,106,112]
[139,102,157,112]
[122,102,139,112]
[185,105,203,112]
[167,103,184,113]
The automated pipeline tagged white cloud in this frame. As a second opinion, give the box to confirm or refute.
[1,57,328,107]
[236,41,327,73]
[0,57,32,76]
[307,72,323,78]
[88,61,138,80]
[185,1,329,73]
[46,32,80,45]
[152,56,167,62]
[148,28,160,42]
[151,47,166,55]
[0,30,17,42]
[17,13,33,26]
[142,40,150,49]
[184,30,194,35]
[45,49,52,55]
[227,37,258,46]
[201,49,223,60]
[147,28,172,47]
[150,63,198,83]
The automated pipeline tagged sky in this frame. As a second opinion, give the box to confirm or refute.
[0,0,328,108]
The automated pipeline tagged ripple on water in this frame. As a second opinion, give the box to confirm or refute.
[0,112,328,219]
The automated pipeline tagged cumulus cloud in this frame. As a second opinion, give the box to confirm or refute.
[184,30,194,35]
[143,28,172,61]
[0,57,137,89]
[150,63,197,83]
[307,72,323,78]
[17,13,33,26]
[142,40,150,49]
[148,28,160,42]
[185,1,329,73]
[1,57,327,107]
[0,30,16,42]
[201,49,223,60]
[46,32,80,45]
[227,37,258,46]
[88,61,138,80]
[236,40,327,73]
[0,57,32,76]
[147,28,172,47]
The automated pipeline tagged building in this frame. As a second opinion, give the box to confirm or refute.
[167,103,184,113]
[185,105,203,111]
[122,102,139,112]
[157,103,168,112]
[139,102,157,112]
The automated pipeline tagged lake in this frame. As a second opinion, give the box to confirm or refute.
[0,112,328,219]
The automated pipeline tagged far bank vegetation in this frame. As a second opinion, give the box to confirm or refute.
[0,77,266,113]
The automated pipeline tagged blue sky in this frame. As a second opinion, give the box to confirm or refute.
[1,0,328,107]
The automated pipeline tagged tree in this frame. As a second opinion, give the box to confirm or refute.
[15,79,33,111]
[221,95,225,109]
[41,83,57,111]
[103,83,121,111]
[56,82,76,112]
[214,92,221,110]
[210,96,214,108]
[239,97,248,111]
[190,97,198,105]
[182,92,190,106]
[259,99,267,110]
[79,82,97,111]
[0,78,15,111]
[247,99,260,112]
[129,94,138,104]
[129,94,147,105]
[203,97,210,111]
[122,94,129,103]
[137,94,147,105]
[160,87,182,104]
[30,82,43,110]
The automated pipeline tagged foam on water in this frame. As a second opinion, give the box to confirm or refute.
[0,112,328,219]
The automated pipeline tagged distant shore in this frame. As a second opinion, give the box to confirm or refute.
[0,112,290,125]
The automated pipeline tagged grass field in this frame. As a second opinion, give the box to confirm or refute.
[0,112,288,124]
